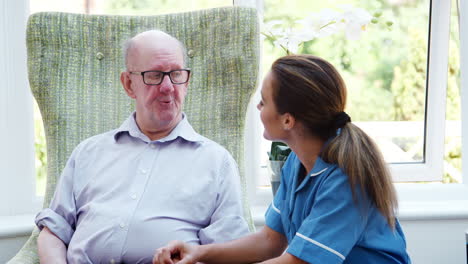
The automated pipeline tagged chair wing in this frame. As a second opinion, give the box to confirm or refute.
[9,7,259,263]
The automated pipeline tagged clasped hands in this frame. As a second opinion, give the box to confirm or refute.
[152,241,201,264]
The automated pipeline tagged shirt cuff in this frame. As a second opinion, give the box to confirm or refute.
[35,208,75,245]
[198,215,250,244]
[287,232,346,264]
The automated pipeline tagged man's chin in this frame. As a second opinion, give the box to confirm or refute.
[153,112,181,125]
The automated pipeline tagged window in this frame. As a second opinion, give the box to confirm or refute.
[246,0,462,204]
[0,0,40,215]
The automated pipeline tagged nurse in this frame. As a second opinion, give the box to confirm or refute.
[153,54,411,264]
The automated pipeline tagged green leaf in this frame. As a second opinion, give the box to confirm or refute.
[269,141,291,161]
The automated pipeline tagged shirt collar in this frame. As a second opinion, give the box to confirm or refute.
[307,156,330,177]
[291,154,330,193]
[292,155,330,193]
[113,112,205,143]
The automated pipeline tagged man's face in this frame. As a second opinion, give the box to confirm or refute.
[122,35,188,137]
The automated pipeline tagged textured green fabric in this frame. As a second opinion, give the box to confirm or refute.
[9,7,259,263]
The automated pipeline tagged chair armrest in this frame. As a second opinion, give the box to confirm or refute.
[7,228,40,264]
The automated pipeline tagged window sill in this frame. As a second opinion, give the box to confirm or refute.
[251,183,468,226]
[398,200,468,220]
[396,183,468,220]
[0,214,35,238]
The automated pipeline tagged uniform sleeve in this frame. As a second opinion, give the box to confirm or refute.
[286,170,369,264]
[265,153,294,235]
[264,168,288,235]
[35,148,79,245]
[198,151,250,244]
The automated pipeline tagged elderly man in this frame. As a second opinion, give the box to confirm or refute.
[36,30,250,264]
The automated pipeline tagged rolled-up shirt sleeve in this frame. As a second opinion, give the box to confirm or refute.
[35,148,78,245]
[198,152,250,244]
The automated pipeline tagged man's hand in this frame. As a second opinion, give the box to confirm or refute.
[153,240,200,264]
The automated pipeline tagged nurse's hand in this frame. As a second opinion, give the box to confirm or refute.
[153,240,200,264]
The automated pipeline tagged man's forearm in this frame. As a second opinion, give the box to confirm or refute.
[37,226,67,264]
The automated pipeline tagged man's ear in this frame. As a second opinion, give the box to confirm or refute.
[181,82,189,96]
[121,71,136,99]
[282,113,295,131]
[181,73,191,96]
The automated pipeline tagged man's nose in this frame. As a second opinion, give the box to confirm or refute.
[158,75,174,93]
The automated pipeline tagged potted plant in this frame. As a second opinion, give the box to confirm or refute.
[267,141,291,196]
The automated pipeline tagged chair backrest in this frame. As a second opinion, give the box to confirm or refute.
[8,7,259,263]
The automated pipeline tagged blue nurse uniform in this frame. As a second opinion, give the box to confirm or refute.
[265,152,411,264]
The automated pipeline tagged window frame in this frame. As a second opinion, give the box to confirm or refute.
[460,0,468,188]
[389,0,450,182]
[0,0,42,216]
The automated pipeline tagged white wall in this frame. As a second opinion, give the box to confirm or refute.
[402,219,467,264]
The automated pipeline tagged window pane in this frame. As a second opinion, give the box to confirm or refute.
[258,0,431,186]
[34,99,47,196]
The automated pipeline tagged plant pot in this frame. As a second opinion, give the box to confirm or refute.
[267,160,285,196]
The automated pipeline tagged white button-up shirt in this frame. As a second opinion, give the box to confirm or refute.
[35,113,250,264]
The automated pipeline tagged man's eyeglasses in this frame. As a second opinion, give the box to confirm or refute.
[129,69,191,85]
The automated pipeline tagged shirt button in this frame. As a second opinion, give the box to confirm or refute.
[131,194,137,200]
[110,259,116,264]
[149,143,156,149]
[119,222,125,228]
[140,169,147,174]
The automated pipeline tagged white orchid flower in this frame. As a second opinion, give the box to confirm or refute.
[262,20,286,37]
[337,6,372,40]
[274,28,304,54]
[298,9,341,40]
[263,5,377,53]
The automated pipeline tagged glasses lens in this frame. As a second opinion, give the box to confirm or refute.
[170,70,189,84]
[144,71,163,84]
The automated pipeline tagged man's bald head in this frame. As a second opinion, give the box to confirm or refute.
[123,30,187,69]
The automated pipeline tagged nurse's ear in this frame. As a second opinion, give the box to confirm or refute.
[281,113,295,131]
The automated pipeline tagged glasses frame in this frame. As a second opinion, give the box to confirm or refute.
[129,69,191,85]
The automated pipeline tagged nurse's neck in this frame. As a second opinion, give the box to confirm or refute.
[287,134,324,175]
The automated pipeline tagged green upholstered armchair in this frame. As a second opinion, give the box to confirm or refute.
[8,7,259,263]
